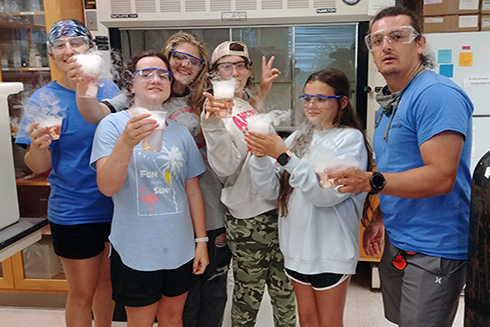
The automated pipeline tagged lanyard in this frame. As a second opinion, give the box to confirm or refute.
[375,64,426,141]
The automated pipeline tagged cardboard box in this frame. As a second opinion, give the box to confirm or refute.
[424,15,480,33]
[423,0,480,16]
[482,15,490,30]
[482,0,490,13]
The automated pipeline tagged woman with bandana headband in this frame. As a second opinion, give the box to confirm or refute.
[15,19,120,327]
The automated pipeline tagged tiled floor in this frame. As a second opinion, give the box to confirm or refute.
[0,262,464,327]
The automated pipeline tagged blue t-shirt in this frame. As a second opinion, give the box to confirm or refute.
[373,71,473,260]
[90,111,206,271]
[15,80,120,225]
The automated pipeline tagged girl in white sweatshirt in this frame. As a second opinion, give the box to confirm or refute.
[246,69,373,327]
[201,41,296,327]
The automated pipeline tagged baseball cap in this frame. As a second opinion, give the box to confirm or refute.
[211,41,250,66]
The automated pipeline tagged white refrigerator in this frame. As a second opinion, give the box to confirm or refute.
[0,82,23,230]
[425,31,490,175]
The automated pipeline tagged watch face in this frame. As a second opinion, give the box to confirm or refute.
[372,174,385,188]
[342,0,360,5]
[277,153,290,166]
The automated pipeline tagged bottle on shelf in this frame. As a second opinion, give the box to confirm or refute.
[1,51,8,67]
[29,49,36,67]
[13,47,21,67]
[35,53,42,67]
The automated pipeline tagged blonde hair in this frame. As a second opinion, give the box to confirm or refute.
[161,32,210,115]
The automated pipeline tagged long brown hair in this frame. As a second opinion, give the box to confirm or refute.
[161,32,210,114]
[277,69,374,222]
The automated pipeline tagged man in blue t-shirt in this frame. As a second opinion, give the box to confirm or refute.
[329,6,473,327]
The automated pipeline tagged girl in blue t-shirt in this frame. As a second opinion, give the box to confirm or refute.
[90,50,208,327]
[15,20,119,327]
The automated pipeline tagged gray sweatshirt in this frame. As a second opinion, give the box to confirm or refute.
[201,97,276,218]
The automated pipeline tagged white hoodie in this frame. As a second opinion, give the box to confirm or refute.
[201,97,276,218]
[250,127,368,275]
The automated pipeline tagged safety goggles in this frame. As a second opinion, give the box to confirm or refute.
[132,68,173,83]
[391,250,416,271]
[299,94,343,106]
[169,50,205,70]
[364,26,420,51]
[51,36,91,52]
[216,61,250,74]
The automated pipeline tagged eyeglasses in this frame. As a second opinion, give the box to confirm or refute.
[133,68,173,83]
[365,26,420,51]
[169,50,205,70]
[391,250,416,271]
[51,36,91,52]
[299,94,343,106]
[216,61,250,74]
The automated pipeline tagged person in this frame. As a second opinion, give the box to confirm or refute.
[201,41,296,327]
[90,50,209,327]
[328,6,473,327]
[70,32,279,327]
[14,20,120,327]
[246,68,372,327]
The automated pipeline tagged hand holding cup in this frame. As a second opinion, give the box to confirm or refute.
[211,79,236,118]
[130,107,167,152]
[74,53,102,98]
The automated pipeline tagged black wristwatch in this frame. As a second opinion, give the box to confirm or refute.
[276,150,293,166]
[369,172,386,195]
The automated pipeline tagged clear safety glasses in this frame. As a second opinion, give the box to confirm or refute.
[364,26,420,51]
[216,61,250,75]
[299,94,344,107]
[169,50,205,71]
[51,36,91,52]
[133,68,173,83]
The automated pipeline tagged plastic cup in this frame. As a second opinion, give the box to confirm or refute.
[212,80,235,118]
[38,116,63,140]
[142,111,167,152]
[74,53,102,98]
[247,115,271,134]
[315,172,337,188]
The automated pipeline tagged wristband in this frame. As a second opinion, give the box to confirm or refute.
[195,237,209,243]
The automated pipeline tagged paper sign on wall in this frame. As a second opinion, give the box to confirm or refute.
[463,75,490,88]
[438,49,452,63]
[459,52,473,66]
[368,0,396,16]
[459,0,479,10]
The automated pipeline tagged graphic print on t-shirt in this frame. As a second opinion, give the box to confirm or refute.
[232,108,256,135]
[134,145,185,216]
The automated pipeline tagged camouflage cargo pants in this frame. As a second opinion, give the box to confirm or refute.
[225,210,296,327]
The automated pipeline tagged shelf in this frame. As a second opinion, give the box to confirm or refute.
[0,11,46,29]
[41,225,51,235]
[2,67,49,72]
[0,12,44,16]
[16,175,50,187]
